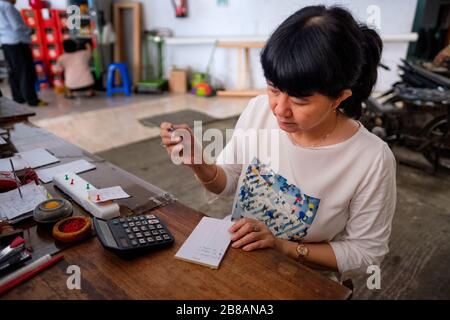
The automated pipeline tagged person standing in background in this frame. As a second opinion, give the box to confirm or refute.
[0,0,46,106]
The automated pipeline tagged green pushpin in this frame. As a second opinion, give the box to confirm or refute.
[65,174,69,180]
[86,183,90,190]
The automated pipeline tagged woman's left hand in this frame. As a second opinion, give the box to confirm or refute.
[229,218,276,251]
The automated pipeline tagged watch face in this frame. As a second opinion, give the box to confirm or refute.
[297,245,308,257]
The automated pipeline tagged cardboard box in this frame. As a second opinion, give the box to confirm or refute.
[169,69,188,93]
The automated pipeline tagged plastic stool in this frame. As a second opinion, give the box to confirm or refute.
[34,60,49,92]
[106,63,132,97]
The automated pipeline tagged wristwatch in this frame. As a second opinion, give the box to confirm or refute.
[296,242,309,262]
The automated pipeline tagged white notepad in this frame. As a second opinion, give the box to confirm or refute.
[0,148,59,171]
[175,216,234,269]
[88,186,130,203]
[0,182,48,220]
[36,159,96,183]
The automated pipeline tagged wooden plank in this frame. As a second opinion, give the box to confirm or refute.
[113,4,123,62]
[245,47,251,88]
[113,2,142,85]
[133,2,142,85]
[218,41,265,48]
[165,34,418,46]
[216,89,265,97]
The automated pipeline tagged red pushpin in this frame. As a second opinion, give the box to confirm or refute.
[70,179,74,185]
[96,194,101,202]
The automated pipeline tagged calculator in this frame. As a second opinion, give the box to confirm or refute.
[93,214,174,256]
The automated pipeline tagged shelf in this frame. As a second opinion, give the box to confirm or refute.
[216,89,265,97]
[165,36,266,45]
[164,33,419,45]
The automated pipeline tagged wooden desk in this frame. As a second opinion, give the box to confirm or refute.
[0,97,36,127]
[1,122,351,300]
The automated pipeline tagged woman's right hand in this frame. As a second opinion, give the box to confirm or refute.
[160,122,203,167]
[160,122,226,193]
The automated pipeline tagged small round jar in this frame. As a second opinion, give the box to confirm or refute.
[52,216,92,243]
[34,199,73,224]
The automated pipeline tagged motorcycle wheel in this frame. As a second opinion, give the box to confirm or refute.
[421,115,450,170]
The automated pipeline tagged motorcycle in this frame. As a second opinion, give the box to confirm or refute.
[361,60,450,172]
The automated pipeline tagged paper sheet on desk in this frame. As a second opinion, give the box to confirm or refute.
[36,159,96,183]
[88,186,130,202]
[0,136,6,145]
[0,155,28,172]
[175,216,234,269]
[0,183,48,220]
[0,148,59,171]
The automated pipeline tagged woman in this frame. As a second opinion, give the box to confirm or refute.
[160,5,396,281]
[57,39,95,99]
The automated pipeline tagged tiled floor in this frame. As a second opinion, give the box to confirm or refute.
[1,84,250,153]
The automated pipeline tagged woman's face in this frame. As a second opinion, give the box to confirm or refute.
[267,83,345,133]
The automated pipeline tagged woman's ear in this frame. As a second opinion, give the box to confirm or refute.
[334,89,352,109]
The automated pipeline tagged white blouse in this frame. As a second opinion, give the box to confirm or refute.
[215,95,397,279]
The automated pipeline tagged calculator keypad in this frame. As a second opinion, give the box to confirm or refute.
[106,214,174,252]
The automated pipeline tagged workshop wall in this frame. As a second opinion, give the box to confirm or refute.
[117,0,418,92]
[16,0,419,92]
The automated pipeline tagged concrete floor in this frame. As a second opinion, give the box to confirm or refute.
[0,85,249,153]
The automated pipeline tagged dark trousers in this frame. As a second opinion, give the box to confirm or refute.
[2,43,39,106]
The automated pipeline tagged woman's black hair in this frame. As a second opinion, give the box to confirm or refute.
[261,5,382,119]
[63,39,77,53]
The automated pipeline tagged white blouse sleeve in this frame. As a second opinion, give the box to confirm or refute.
[329,144,397,280]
